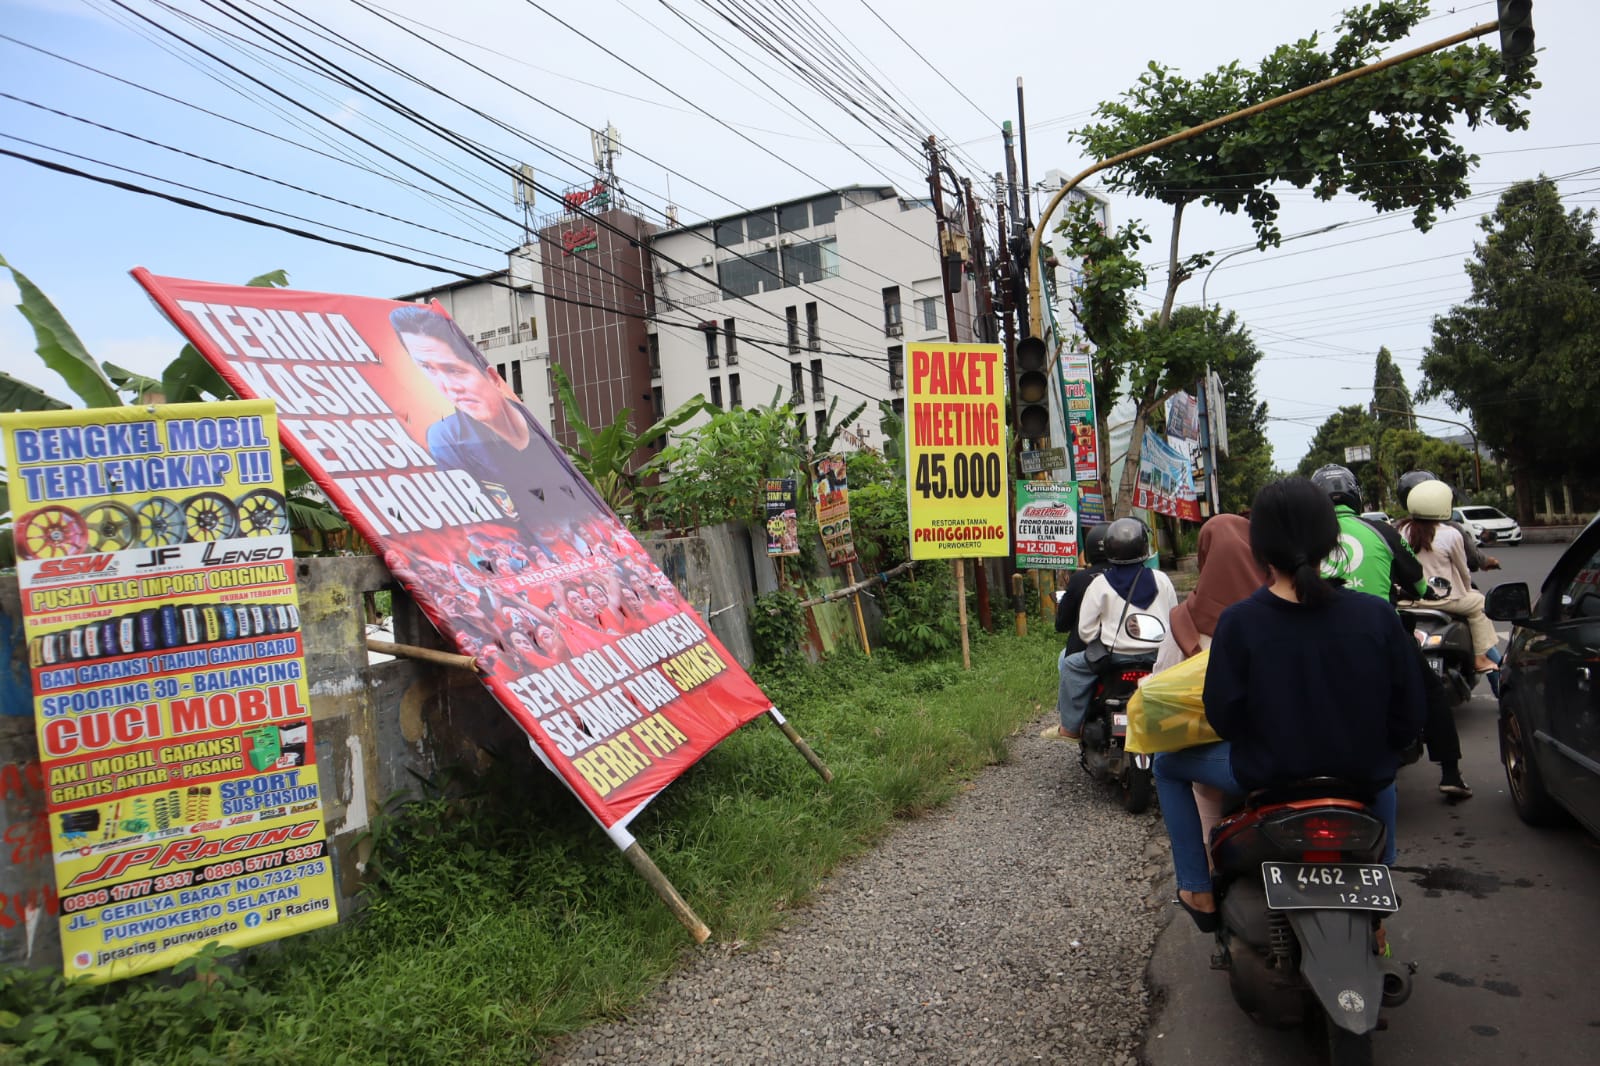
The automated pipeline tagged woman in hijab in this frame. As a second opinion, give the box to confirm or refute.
[1046,517,1178,740]
[1150,514,1268,841]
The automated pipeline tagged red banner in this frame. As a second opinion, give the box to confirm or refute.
[130,272,774,831]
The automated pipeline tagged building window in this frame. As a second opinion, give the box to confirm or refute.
[714,218,743,248]
[891,397,904,421]
[495,362,507,384]
[810,358,824,402]
[781,237,839,286]
[648,333,661,377]
[811,193,840,226]
[526,315,538,340]
[703,323,719,368]
[746,211,776,243]
[806,302,819,350]
[710,377,723,409]
[716,248,779,298]
[779,201,809,233]
[883,286,902,336]
[651,386,664,421]
[510,360,523,397]
[723,318,738,364]
[786,306,800,353]
[790,361,804,405]
[794,412,806,438]
[888,345,904,390]
[814,409,828,440]
[918,296,938,331]
[729,372,742,408]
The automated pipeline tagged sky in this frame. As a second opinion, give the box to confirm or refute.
[0,0,1590,469]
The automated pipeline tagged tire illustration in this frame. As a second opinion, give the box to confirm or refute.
[236,489,290,537]
[183,491,239,542]
[16,506,89,560]
[135,496,186,547]
[83,501,141,552]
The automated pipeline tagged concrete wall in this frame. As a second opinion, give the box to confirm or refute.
[0,557,513,971]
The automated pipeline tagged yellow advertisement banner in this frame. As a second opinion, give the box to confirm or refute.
[1,401,338,983]
[905,343,1010,559]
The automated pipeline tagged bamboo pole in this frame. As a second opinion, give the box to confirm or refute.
[956,560,971,670]
[367,638,477,672]
[766,707,833,782]
[1012,572,1028,636]
[620,840,710,943]
[849,562,872,657]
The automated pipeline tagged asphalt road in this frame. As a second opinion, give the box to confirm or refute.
[1146,539,1600,1066]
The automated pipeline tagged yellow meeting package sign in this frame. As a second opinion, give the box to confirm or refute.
[1,401,338,983]
[905,343,1010,560]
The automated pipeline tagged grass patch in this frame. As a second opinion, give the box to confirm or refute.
[1,627,1056,1065]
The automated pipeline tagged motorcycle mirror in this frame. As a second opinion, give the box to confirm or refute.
[1125,613,1166,642]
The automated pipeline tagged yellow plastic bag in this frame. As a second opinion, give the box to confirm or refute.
[1125,649,1222,754]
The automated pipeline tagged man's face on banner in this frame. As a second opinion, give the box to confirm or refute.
[404,333,504,423]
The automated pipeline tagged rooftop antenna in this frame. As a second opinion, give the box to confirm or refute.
[512,163,536,244]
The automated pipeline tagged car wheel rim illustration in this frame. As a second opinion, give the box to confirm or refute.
[236,490,289,537]
[17,506,89,560]
[135,496,186,547]
[83,501,141,552]
[183,492,239,542]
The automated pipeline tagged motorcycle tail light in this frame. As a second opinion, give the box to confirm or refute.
[1260,810,1383,853]
[1119,670,1150,682]
[1422,633,1443,647]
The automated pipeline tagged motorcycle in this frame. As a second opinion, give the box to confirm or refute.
[1077,611,1163,813]
[1208,778,1414,1065]
[1397,605,1477,707]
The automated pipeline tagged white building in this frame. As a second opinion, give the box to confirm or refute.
[648,185,979,448]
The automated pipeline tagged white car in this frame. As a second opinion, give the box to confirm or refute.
[1452,505,1522,546]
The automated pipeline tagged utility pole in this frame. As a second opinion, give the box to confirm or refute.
[926,136,991,641]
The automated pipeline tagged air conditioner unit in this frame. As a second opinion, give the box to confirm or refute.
[779,237,794,247]
[886,323,904,337]
[701,254,714,266]
[762,240,776,250]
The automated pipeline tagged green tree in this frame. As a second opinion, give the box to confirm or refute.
[644,400,809,534]
[1296,405,1386,507]
[1206,310,1276,512]
[1419,177,1600,524]
[549,364,707,522]
[1067,0,1536,514]
[1372,346,1415,434]
[1379,428,1484,506]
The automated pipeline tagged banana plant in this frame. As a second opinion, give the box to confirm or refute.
[550,363,709,521]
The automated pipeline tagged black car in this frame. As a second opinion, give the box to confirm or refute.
[1485,517,1600,837]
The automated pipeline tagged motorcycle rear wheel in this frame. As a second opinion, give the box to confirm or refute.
[1325,1021,1374,1066]
[1121,765,1152,814]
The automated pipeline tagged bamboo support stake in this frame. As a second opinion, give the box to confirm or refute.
[1011,572,1028,636]
[767,708,833,782]
[620,840,710,943]
[849,563,872,657]
[956,560,971,670]
[367,638,477,672]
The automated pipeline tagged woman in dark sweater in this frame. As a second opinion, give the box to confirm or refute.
[1153,478,1426,931]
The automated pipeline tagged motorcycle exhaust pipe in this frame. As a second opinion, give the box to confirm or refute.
[1381,960,1415,1008]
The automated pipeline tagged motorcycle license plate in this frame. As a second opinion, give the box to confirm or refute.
[1261,862,1398,912]
[1425,654,1446,676]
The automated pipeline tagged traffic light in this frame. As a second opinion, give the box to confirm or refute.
[1497,1,1535,72]
[1013,335,1050,444]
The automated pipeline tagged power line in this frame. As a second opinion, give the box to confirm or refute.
[854,0,996,128]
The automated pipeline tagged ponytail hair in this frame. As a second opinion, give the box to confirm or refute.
[1249,478,1343,607]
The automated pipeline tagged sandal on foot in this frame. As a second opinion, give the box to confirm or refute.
[1040,725,1081,741]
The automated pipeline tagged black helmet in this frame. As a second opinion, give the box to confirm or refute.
[1396,469,1437,511]
[1310,463,1363,511]
[1102,517,1150,565]
[1083,523,1110,565]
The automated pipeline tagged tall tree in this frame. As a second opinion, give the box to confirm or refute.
[1297,405,1385,508]
[1066,0,1536,515]
[1419,177,1600,523]
[1206,309,1275,512]
[1371,346,1415,433]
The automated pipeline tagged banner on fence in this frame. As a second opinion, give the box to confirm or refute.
[1015,482,1080,569]
[811,455,856,567]
[0,400,339,983]
[131,272,775,834]
[905,343,1009,559]
[763,478,800,557]
[1135,427,1202,522]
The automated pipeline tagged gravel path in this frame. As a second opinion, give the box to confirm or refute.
[547,711,1175,1065]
